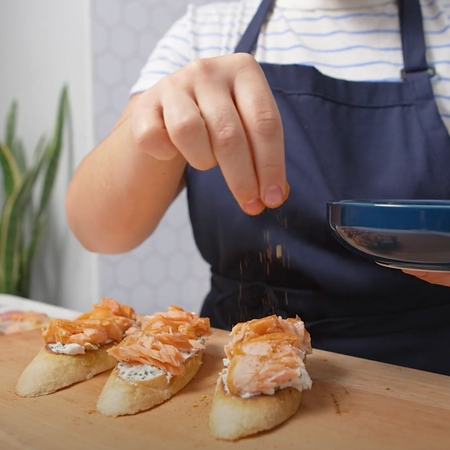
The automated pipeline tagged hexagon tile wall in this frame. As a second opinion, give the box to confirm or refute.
[92,0,231,315]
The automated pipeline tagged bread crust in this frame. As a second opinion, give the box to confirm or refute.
[15,344,116,397]
[209,378,302,440]
[97,350,203,417]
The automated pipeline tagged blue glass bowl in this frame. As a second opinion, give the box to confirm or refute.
[327,200,450,271]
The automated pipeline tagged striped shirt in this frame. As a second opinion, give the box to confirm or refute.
[131,0,450,133]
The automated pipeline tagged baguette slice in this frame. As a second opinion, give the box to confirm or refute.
[209,378,302,441]
[97,350,203,417]
[209,314,312,440]
[15,344,116,397]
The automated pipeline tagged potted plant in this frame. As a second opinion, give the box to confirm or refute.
[0,86,68,298]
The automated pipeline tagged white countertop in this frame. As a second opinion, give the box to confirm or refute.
[0,294,80,319]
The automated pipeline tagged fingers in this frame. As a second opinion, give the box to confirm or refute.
[131,54,287,215]
[194,75,264,215]
[131,90,178,161]
[133,79,216,170]
[162,89,216,171]
[402,270,450,287]
[232,55,287,208]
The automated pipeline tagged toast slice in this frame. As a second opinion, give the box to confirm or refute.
[97,350,203,417]
[15,343,116,397]
[15,298,135,397]
[96,305,211,417]
[209,378,302,440]
[209,314,312,440]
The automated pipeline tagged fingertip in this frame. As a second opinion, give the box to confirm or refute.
[133,122,179,161]
[263,185,283,208]
[283,181,290,202]
[243,198,265,216]
[262,180,290,209]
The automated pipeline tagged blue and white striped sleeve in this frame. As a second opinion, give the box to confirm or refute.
[130,13,192,95]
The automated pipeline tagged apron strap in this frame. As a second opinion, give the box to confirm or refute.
[234,0,273,54]
[399,0,435,79]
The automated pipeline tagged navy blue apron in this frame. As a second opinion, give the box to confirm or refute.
[186,0,450,375]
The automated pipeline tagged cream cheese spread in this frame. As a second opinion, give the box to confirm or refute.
[48,342,87,355]
[117,362,168,382]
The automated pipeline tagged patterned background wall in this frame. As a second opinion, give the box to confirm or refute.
[91,0,230,314]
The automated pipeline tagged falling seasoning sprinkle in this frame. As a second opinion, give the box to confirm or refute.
[276,244,282,259]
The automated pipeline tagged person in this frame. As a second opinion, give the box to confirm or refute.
[66,0,450,375]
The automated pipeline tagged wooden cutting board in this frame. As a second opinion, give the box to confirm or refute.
[1,329,450,450]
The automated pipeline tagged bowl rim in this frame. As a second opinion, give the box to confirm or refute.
[328,199,450,209]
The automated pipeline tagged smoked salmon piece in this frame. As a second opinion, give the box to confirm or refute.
[42,298,135,347]
[108,332,187,376]
[223,316,312,397]
[225,314,311,359]
[139,305,211,338]
[107,306,211,376]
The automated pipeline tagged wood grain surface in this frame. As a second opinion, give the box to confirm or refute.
[1,329,449,450]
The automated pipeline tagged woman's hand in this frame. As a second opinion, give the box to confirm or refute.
[402,270,450,287]
[132,53,287,216]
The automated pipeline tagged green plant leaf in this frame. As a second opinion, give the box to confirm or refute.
[20,215,48,298]
[0,167,42,292]
[15,136,48,295]
[0,258,5,290]
[0,140,22,198]
[12,138,27,173]
[0,85,68,296]
[0,136,47,293]
[0,185,28,292]
[23,86,68,294]
[5,101,17,150]
[35,86,68,223]
[5,100,28,175]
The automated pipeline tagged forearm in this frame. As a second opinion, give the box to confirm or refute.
[66,101,186,254]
